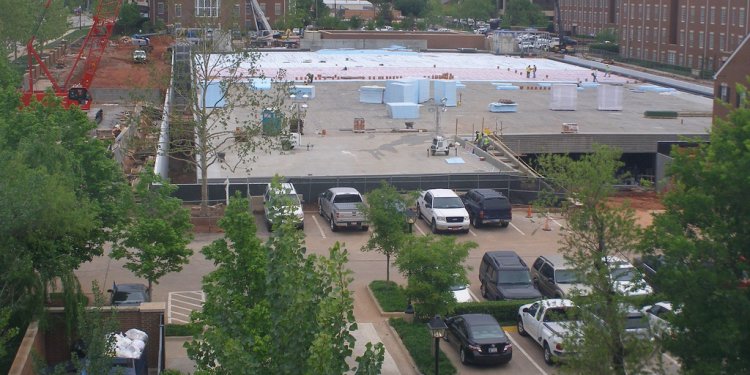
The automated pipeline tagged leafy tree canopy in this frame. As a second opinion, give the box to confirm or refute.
[504,0,546,26]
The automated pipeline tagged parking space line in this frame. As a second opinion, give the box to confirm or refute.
[414,222,426,236]
[468,229,477,237]
[311,215,327,238]
[505,334,549,375]
[509,222,526,236]
[551,218,563,227]
[664,353,679,366]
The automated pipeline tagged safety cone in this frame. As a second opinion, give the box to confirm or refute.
[526,205,533,218]
[542,216,552,231]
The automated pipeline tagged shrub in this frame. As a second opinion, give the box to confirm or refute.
[165,323,200,337]
[370,280,408,312]
[590,43,620,53]
[453,300,536,325]
[390,318,456,375]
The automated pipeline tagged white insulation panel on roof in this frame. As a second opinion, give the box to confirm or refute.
[549,84,578,111]
[597,84,623,111]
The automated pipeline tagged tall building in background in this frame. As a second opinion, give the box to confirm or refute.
[149,0,286,33]
[560,0,750,74]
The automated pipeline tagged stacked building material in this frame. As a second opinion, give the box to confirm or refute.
[597,84,624,111]
[359,86,385,104]
[433,80,458,106]
[549,84,578,111]
[387,102,420,119]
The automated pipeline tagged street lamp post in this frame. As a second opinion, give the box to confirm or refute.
[427,315,448,375]
[432,97,447,136]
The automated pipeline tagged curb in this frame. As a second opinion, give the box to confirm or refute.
[384,318,423,375]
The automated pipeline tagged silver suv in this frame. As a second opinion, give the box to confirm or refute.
[530,255,587,298]
[263,183,304,231]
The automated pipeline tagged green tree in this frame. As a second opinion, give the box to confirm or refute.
[187,193,384,373]
[504,0,546,26]
[395,236,476,318]
[115,2,148,35]
[456,0,494,24]
[35,0,69,50]
[0,1,35,60]
[536,145,657,374]
[394,0,428,18]
[111,170,194,299]
[361,182,412,281]
[643,86,750,374]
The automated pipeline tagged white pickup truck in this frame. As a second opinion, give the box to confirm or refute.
[517,299,580,365]
[416,189,470,234]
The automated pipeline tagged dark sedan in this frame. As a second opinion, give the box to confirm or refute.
[444,314,512,365]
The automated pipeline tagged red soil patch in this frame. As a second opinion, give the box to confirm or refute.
[609,190,665,228]
[91,35,173,90]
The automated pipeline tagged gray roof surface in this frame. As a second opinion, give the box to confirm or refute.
[207,52,713,181]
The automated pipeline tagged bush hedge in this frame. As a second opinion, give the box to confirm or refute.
[453,300,536,326]
[589,43,620,53]
[644,110,678,119]
[370,280,408,312]
[389,318,456,375]
[165,323,200,337]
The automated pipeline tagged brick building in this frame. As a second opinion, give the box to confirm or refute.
[713,33,750,120]
[559,0,750,73]
[147,0,286,33]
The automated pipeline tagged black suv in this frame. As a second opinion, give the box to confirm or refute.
[479,251,542,300]
[108,282,150,306]
[461,189,512,228]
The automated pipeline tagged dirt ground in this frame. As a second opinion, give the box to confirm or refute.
[609,190,665,228]
[91,35,173,90]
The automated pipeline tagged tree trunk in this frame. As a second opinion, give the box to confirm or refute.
[200,149,209,217]
[386,254,390,282]
[148,279,153,301]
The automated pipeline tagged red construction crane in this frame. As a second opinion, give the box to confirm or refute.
[21,0,122,110]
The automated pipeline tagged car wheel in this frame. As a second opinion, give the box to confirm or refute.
[431,149,436,156]
[460,346,469,365]
[361,225,369,231]
[480,283,487,298]
[517,317,529,337]
[431,220,438,234]
[471,215,481,228]
[501,222,509,228]
[319,205,324,217]
[330,216,338,232]
[543,343,553,365]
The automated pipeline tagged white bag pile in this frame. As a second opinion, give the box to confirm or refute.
[111,329,149,359]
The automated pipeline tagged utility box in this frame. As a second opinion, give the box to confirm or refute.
[262,109,282,135]
[353,117,365,133]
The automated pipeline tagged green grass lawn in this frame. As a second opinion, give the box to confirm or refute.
[370,280,408,312]
[390,318,456,375]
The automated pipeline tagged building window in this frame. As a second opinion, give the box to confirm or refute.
[708,32,714,49]
[681,6,686,23]
[653,50,657,61]
[710,7,715,24]
[175,3,182,17]
[687,55,693,68]
[196,0,220,17]
[690,6,695,23]
[679,30,684,46]
[274,3,281,15]
[698,31,704,48]
[259,2,266,13]
[157,2,164,14]
[646,4,650,20]
[667,51,676,65]
[245,3,252,18]
[720,7,727,25]
[700,7,705,23]
[637,26,642,41]
[719,83,729,102]
[740,8,746,27]
[688,31,694,47]
[719,34,725,51]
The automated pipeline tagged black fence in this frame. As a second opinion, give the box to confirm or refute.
[173,173,550,206]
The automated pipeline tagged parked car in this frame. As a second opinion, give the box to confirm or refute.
[479,251,542,300]
[450,284,475,303]
[589,304,651,340]
[444,314,513,365]
[108,282,149,306]
[606,256,653,296]
[263,182,304,231]
[530,255,588,298]
[634,254,664,290]
[461,188,512,228]
[517,299,580,364]
[318,187,368,231]
[416,189,470,233]
[642,301,677,339]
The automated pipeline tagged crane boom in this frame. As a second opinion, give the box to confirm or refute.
[21,0,122,110]
[248,0,272,38]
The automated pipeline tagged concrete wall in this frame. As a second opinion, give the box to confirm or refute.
[301,31,487,51]
[10,303,165,374]
[89,88,162,104]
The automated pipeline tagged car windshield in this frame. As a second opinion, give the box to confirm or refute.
[544,307,581,322]
[450,285,467,291]
[468,324,506,340]
[114,291,145,303]
[555,269,580,283]
[612,267,636,282]
[482,198,510,210]
[271,193,300,205]
[497,270,532,284]
[433,197,464,208]
[625,314,649,330]
[333,194,362,204]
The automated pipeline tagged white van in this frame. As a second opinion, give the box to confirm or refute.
[263,183,304,231]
